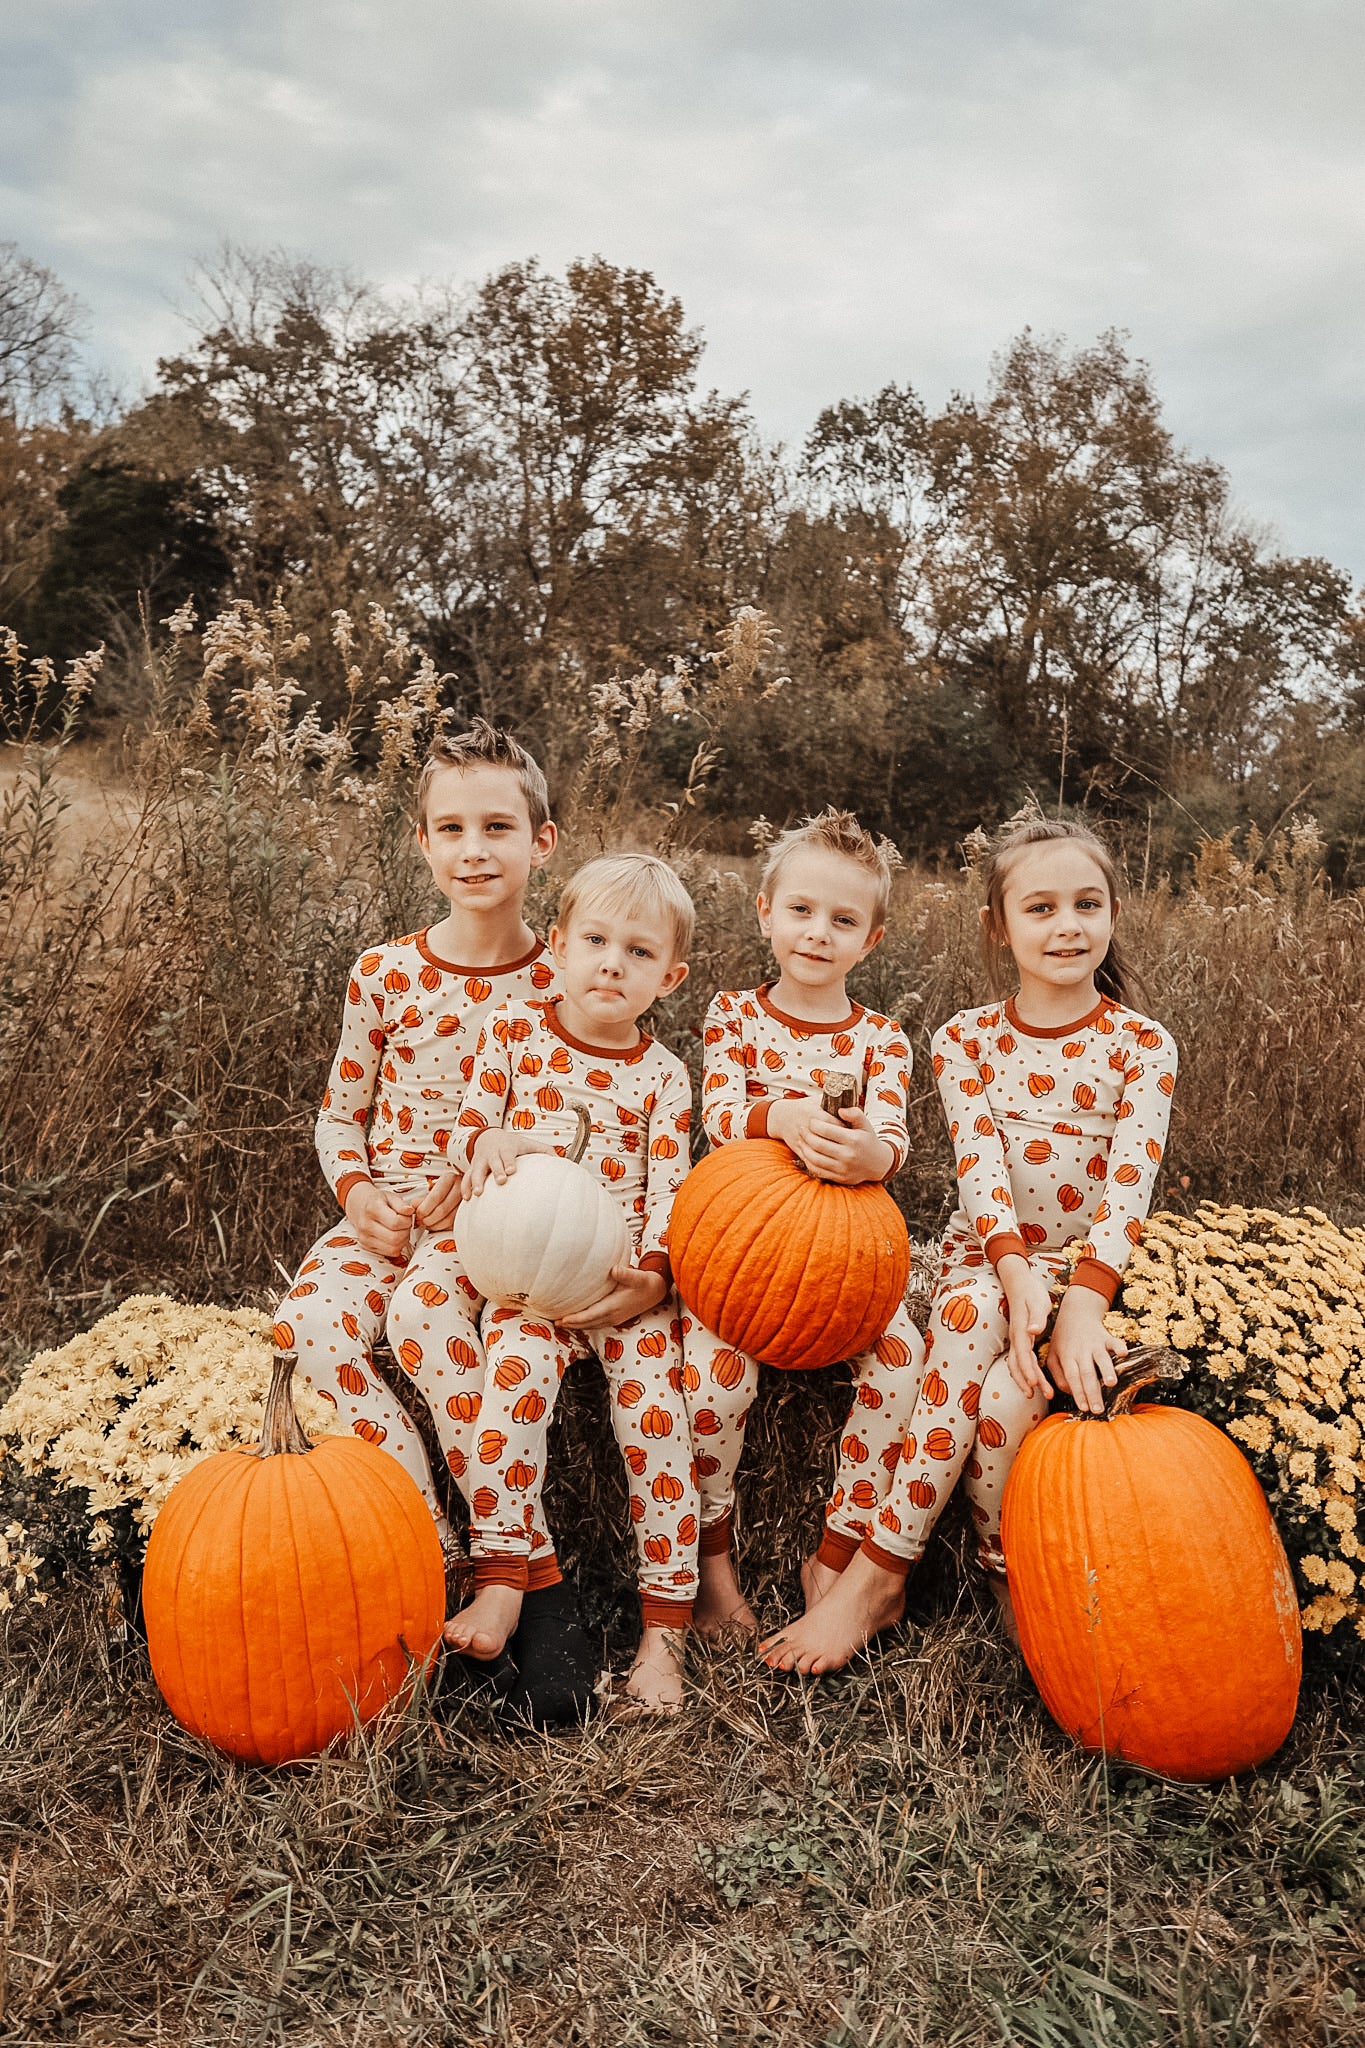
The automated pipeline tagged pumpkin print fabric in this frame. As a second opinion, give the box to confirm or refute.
[865,994,1178,1575]
[682,986,925,1560]
[278,931,559,1522]
[458,996,698,1623]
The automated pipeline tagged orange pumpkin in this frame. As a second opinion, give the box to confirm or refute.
[668,1136,909,1372]
[1001,1350,1301,1782]
[142,1351,443,1767]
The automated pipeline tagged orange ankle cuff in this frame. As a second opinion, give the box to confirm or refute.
[526,1553,563,1592]
[699,1511,734,1558]
[473,1555,529,1592]
[860,1536,913,1579]
[640,1594,693,1630]
[816,1527,862,1573]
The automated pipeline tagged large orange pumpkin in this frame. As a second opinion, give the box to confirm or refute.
[668,1127,910,1373]
[1001,1349,1301,1782]
[143,1350,444,1767]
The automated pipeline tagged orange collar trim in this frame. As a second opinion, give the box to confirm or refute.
[416,930,545,977]
[1004,994,1114,1039]
[756,982,864,1036]
[539,994,649,1062]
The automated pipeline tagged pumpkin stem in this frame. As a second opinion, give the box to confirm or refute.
[820,1070,859,1117]
[567,1101,593,1165]
[1101,1344,1189,1419]
[253,1348,314,1458]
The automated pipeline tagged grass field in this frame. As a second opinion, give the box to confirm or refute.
[3,1557,1362,2048]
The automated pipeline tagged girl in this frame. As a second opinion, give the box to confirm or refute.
[761,814,1178,1673]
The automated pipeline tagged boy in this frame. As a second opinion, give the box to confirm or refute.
[443,854,697,1714]
[275,720,557,1538]
[679,809,926,1652]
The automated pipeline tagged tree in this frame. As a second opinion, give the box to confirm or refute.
[0,244,84,423]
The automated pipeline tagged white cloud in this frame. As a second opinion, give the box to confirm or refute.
[3,0,1363,570]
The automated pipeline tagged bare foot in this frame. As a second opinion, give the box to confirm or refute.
[442,1584,523,1661]
[759,1549,907,1675]
[986,1571,1021,1649]
[693,1550,759,1641]
[616,1625,685,1716]
[800,1552,842,1613]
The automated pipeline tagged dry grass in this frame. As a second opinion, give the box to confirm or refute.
[5,611,1365,2044]
[1,1577,1361,2047]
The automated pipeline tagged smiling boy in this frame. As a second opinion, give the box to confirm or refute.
[274,721,558,1529]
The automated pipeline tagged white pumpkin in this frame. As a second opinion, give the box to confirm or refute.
[455,1104,630,1320]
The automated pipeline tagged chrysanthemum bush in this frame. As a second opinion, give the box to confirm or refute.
[1108,1204,1365,1652]
[0,1294,340,1597]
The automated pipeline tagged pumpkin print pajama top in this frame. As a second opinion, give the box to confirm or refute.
[865,994,1178,1576]
[681,985,927,1568]
[276,930,558,1532]
[456,996,699,1626]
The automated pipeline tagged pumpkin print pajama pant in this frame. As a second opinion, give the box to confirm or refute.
[468,1296,699,1626]
[860,1231,1062,1576]
[275,1201,555,1561]
[680,1301,926,1566]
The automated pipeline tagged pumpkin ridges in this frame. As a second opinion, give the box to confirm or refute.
[1005,1402,1300,1779]
[146,1449,256,1754]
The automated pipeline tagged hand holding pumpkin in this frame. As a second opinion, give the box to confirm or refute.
[343,1179,417,1260]
[1046,1285,1125,1414]
[411,1168,466,1231]
[468,1126,540,1193]
[558,1259,668,1330]
[767,1099,893,1185]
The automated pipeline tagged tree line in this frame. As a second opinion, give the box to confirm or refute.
[3,241,1362,876]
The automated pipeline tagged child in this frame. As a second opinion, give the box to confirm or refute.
[443,854,697,1714]
[680,810,926,1641]
[764,813,1178,1672]
[274,721,557,1537]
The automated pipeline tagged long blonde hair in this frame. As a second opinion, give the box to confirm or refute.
[978,815,1140,1007]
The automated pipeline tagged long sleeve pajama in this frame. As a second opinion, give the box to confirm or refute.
[276,930,558,1534]
[864,993,1177,1576]
[680,985,926,1565]
[457,997,699,1626]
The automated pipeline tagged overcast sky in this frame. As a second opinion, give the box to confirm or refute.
[4,0,1363,574]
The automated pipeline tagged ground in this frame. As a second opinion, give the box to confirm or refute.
[1,1574,1361,2047]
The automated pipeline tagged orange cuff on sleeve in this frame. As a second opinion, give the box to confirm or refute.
[637,1251,671,1285]
[744,1100,773,1138]
[985,1231,1029,1268]
[1069,1258,1122,1304]
[334,1171,370,1211]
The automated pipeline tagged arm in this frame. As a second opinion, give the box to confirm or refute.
[699,993,754,1146]
[314,953,385,1210]
[1049,1023,1178,1413]
[930,1019,1027,1266]
[456,1009,515,1166]
[561,1064,691,1330]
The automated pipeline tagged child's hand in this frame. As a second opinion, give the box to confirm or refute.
[344,1180,416,1261]
[1046,1286,1127,1415]
[997,1254,1054,1398]
[412,1170,465,1233]
[560,1262,667,1330]
[467,1129,531,1195]
[768,1099,895,1185]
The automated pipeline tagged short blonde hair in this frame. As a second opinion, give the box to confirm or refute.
[415,719,550,833]
[760,808,901,926]
[556,854,694,962]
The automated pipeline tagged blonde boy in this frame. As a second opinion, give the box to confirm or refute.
[681,809,926,1645]
[443,854,697,1714]
[275,721,558,1534]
